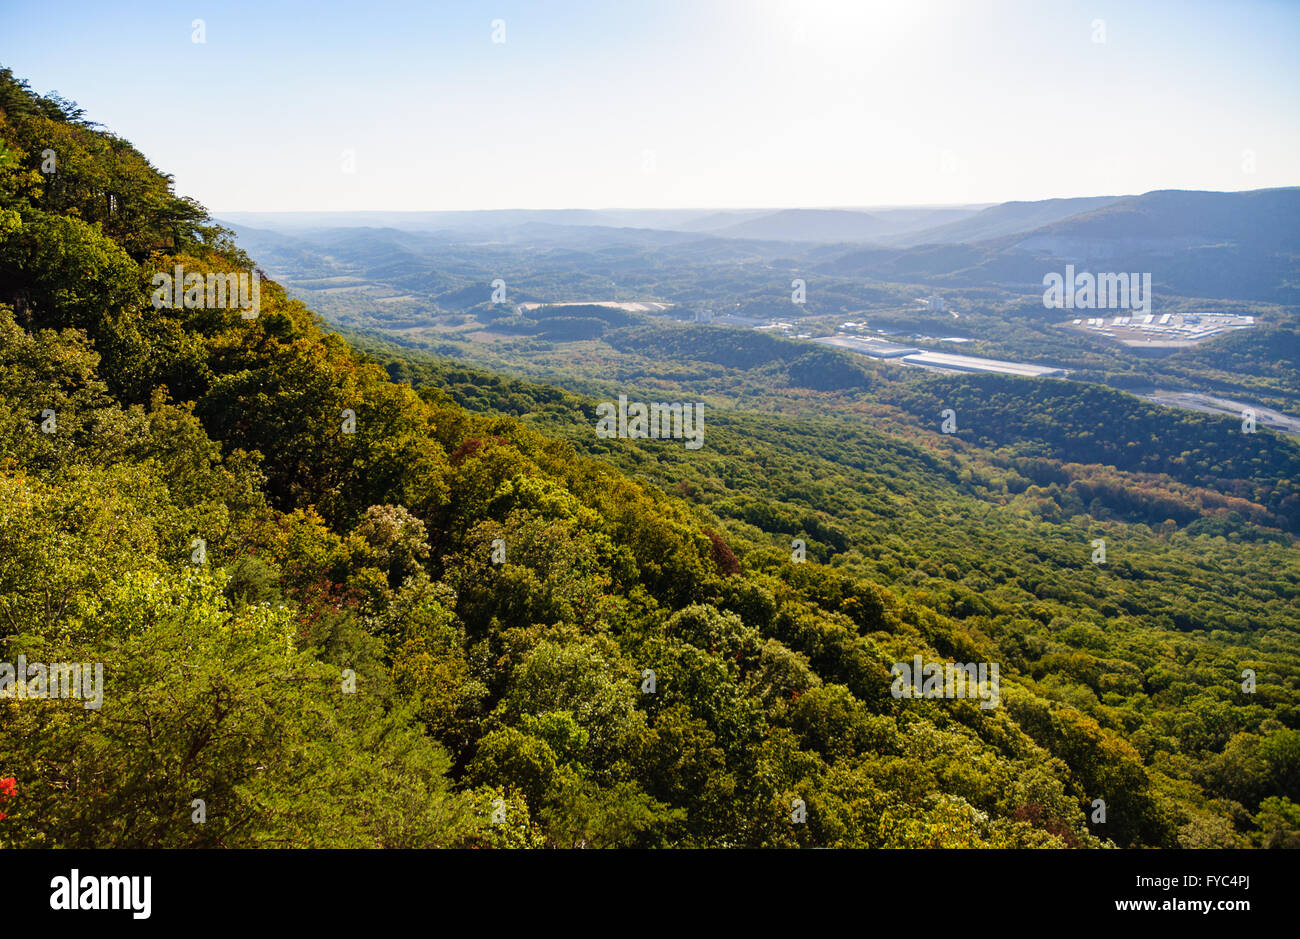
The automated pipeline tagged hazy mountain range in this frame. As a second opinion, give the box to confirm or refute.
[220,187,1300,306]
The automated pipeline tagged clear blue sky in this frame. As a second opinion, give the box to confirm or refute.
[3,0,1297,211]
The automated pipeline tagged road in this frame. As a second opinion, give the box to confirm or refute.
[1138,390,1300,436]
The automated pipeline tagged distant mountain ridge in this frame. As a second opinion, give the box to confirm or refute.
[822,187,1300,302]
[893,196,1127,246]
[220,186,1300,305]
[1010,188,1300,258]
[698,207,981,242]
[217,205,985,244]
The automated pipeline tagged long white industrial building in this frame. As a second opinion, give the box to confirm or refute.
[900,350,1067,378]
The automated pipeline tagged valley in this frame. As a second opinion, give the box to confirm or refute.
[2,39,1297,860]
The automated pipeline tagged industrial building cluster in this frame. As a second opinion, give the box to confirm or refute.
[1065,311,1255,347]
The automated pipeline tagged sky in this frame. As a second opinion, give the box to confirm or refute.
[3,0,1298,212]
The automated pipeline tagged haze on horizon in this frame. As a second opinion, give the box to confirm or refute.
[4,0,1298,213]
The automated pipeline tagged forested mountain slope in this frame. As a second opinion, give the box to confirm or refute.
[362,333,1300,850]
[1,67,1297,849]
